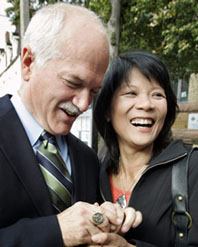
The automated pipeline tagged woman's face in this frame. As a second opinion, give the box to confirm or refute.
[110,67,167,151]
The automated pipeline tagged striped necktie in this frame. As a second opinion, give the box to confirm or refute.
[36,131,72,212]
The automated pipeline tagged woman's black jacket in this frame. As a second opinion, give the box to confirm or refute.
[100,140,198,247]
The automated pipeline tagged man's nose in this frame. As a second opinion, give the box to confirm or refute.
[73,89,92,113]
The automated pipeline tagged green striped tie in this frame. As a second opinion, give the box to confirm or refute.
[36,131,72,212]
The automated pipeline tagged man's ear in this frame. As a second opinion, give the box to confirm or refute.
[21,46,35,81]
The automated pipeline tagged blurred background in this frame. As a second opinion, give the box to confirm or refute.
[0,0,198,150]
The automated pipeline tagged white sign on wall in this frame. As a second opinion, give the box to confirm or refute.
[188,113,198,130]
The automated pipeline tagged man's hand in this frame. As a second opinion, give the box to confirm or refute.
[57,201,108,246]
[57,201,124,246]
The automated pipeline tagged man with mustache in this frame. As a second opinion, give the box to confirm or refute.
[0,3,142,247]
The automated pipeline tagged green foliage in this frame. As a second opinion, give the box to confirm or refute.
[85,0,111,24]
[6,0,20,26]
[5,0,84,26]
[118,0,198,79]
[6,0,198,80]
[160,0,198,78]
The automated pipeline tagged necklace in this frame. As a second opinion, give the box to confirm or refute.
[116,165,146,208]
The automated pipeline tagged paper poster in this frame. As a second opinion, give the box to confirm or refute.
[188,113,198,129]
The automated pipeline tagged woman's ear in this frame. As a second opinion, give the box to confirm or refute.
[21,46,35,82]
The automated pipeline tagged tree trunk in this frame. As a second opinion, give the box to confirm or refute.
[107,0,120,62]
[97,0,121,156]
[20,0,30,51]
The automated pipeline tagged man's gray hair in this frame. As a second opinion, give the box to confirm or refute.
[23,3,106,67]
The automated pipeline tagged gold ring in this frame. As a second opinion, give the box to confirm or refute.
[92,212,104,225]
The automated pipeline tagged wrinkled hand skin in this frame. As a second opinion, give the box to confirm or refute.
[57,202,103,246]
[57,201,142,246]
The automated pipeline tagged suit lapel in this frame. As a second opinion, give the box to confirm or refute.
[0,95,54,216]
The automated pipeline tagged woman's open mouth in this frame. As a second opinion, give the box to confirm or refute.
[130,118,154,128]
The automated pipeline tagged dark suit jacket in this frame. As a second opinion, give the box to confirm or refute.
[0,94,100,247]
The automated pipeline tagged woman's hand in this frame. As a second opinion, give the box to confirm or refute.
[99,201,142,234]
[121,206,142,233]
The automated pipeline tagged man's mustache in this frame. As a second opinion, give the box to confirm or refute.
[59,102,82,116]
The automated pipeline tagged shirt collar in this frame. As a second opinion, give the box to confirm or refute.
[11,92,43,147]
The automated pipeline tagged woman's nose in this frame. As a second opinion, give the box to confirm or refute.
[135,94,154,110]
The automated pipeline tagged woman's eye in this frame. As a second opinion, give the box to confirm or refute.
[126,91,137,96]
[152,92,166,98]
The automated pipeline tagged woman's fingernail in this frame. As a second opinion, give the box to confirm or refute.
[121,225,130,233]
[110,224,116,230]
[133,222,138,228]
[117,218,122,224]
[92,235,101,243]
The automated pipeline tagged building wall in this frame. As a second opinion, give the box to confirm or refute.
[0,55,21,96]
[172,73,198,146]
[172,103,198,146]
[71,107,93,147]
[188,73,198,104]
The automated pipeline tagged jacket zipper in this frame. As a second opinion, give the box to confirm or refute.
[100,152,188,203]
[127,152,188,206]
[142,152,188,175]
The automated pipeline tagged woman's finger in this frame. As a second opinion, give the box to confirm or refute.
[121,207,142,233]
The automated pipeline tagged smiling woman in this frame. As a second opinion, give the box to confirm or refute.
[94,50,176,172]
[110,66,167,152]
[94,50,198,246]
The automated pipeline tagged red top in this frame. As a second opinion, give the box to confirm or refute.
[109,176,131,204]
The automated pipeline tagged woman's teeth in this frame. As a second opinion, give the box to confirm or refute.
[131,119,153,127]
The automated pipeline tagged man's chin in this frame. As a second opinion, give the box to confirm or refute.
[50,125,72,136]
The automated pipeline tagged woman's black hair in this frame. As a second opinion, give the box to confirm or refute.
[94,50,178,174]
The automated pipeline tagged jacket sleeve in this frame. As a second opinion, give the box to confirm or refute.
[0,215,63,247]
